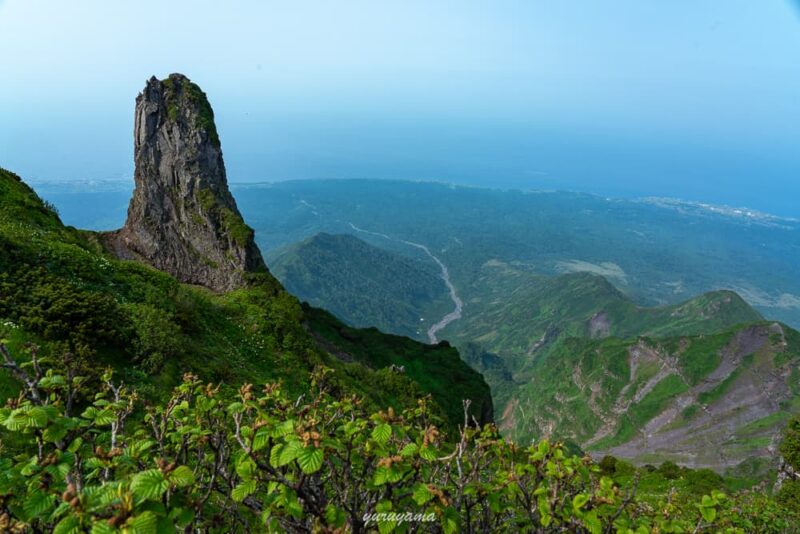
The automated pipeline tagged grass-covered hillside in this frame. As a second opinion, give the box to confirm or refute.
[0,167,491,433]
[303,305,493,427]
[501,322,800,469]
[270,233,452,340]
[257,226,800,472]
[447,264,762,370]
[444,267,800,470]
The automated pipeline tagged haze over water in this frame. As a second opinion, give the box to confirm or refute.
[1,1,799,217]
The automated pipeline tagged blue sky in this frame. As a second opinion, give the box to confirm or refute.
[1,1,799,215]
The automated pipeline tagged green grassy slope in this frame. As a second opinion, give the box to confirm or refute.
[436,262,798,468]
[447,264,762,374]
[502,321,800,469]
[256,228,799,469]
[303,305,493,427]
[0,167,492,434]
[270,233,451,340]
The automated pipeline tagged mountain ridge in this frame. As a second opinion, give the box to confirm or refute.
[270,232,451,340]
[268,230,800,471]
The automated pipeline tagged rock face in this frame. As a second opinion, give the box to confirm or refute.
[774,456,800,493]
[109,74,266,291]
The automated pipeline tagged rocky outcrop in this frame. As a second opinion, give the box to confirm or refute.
[107,74,266,291]
[774,456,800,493]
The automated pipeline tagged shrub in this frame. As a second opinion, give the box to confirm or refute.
[0,344,796,533]
[658,460,682,480]
[125,303,181,371]
[0,268,128,347]
[685,468,724,495]
[599,455,617,475]
[778,479,800,513]
[780,415,800,471]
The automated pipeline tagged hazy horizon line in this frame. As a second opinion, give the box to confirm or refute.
[25,175,800,223]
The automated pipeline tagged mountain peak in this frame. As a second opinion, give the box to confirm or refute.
[106,74,266,291]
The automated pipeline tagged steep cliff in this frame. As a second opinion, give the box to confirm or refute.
[0,159,496,432]
[107,73,266,291]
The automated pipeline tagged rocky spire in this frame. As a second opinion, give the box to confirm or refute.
[109,74,267,291]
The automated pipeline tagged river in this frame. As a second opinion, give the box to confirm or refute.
[347,223,462,344]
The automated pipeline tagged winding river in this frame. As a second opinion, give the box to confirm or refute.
[347,223,463,344]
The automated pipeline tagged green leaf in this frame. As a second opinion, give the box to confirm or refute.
[39,374,66,388]
[129,510,158,534]
[412,483,433,505]
[378,518,396,534]
[269,444,283,467]
[488,492,502,513]
[298,446,324,474]
[387,466,404,483]
[3,410,26,431]
[372,424,392,444]
[583,510,602,534]
[20,456,39,476]
[128,439,155,458]
[272,419,295,437]
[441,507,460,534]
[236,456,256,479]
[253,427,270,451]
[23,490,56,519]
[400,443,418,457]
[98,411,116,425]
[700,505,717,523]
[139,501,166,516]
[169,507,195,528]
[538,440,550,455]
[67,437,84,454]
[374,466,390,486]
[375,500,395,534]
[91,522,116,534]
[572,493,590,512]
[342,420,364,437]
[232,479,257,502]
[282,487,304,518]
[167,465,195,488]
[42,424,68,443]
[156,516,176,534]
[28,406,50,428]
[53,515,82,534]
[537,494,551,526]
[4,406,49,430]
[131,469,169,501]
[273,440,302,467]
[419,445,438,461]
[325,504,346,528]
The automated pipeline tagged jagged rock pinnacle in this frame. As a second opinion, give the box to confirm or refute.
[108,73,267,291]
